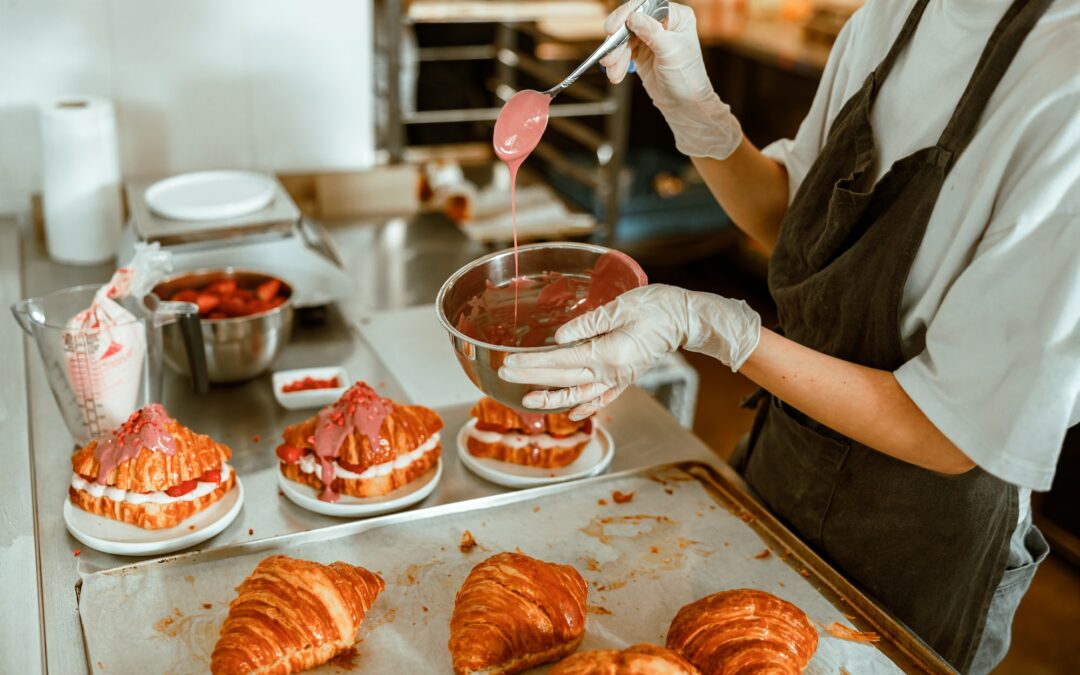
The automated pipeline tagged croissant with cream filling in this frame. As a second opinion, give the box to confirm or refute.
[68,404,234,529]
[279,444,440,498]
[275,382,444,501]
[466,398,592,468]
[69,471,235,529]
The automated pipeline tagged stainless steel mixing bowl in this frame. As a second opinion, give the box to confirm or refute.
[152,268,294,384]
[436,242,646,413]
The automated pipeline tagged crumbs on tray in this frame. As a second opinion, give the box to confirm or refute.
[826,622,881,643]
[459,530,478,553]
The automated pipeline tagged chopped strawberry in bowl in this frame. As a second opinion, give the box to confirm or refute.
[156,271,290,321]
[150,269,294,384]
[272,367,350,410]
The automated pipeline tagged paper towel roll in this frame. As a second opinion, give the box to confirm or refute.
[39,95,123,265]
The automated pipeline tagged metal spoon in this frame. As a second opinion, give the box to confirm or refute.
[542,0,670,99]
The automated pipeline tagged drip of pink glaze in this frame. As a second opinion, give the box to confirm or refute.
[319,458,338,503]
[311,382,394,502]
[493,89,551,326]
[517,412,547,434]
[510,161,519,325]
[92,403,176,485]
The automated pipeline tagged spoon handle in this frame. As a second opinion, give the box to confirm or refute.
[543,0,669,98]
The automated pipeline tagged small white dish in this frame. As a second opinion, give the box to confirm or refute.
[145,170,277,221]
[63,478,244,557]
[278,459,442,518]
[272,367,349,410]
[456,419,614,488]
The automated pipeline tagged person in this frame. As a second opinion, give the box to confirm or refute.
[498,0,1080,671]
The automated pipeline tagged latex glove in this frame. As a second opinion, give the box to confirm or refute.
[598,2,743,160]
[499,285,761,420]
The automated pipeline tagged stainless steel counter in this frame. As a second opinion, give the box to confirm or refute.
[8,215,724,674]
[1,221,44,673]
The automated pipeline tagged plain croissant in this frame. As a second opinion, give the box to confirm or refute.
[551,643,702,674]
[211,555,384,675]
[666,589,818,675]
[449,551,588,675]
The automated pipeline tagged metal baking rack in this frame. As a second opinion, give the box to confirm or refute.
[380,0,631,243]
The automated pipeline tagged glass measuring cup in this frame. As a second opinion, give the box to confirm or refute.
[11,284,207,444]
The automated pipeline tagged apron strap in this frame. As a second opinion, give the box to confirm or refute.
[937,0,1055,158]
[869,0,931,89]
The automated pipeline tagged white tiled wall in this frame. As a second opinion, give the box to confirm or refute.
[0,0,376,218]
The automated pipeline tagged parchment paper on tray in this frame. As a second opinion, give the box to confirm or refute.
[78,465,917,674]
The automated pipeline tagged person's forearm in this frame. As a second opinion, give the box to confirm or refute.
[736,328,976,474]
[691,138,790,251]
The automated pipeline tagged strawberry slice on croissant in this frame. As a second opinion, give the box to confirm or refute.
[465,397,593,468]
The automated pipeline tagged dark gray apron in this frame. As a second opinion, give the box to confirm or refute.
[730,0,1053,670]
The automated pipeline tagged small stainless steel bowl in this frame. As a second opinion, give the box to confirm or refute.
[436,242,645,413]
[152,268,294,384]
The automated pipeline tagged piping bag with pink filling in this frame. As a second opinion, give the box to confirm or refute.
[64,244,174,433]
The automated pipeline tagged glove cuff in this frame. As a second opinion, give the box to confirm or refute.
[682,292,762,371]
[661,93,743,161]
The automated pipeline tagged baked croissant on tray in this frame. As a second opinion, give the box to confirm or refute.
[211,555,384,675]
[551,643,701,674]
[466,397,594,468]
[68,403,235,529]
[666,589,818,675]
[276,381,443,502]
[450,551,588,675]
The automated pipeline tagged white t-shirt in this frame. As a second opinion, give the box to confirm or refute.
[762,0,1080,495]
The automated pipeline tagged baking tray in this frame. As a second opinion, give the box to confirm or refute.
[76,462,954,674]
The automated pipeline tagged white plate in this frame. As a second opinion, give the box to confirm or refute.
[272,367,349,410]
[145,171,277,221]
[63,478,244,557]
[456,419,614,488]
[278,459,442,518]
